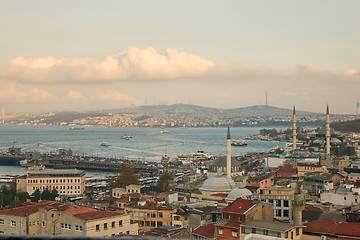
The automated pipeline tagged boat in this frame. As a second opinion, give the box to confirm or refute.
[231,139,247,146]
[37,142,44,147]
[70,127,85,130]
[160,129,170,133]
[120,134,133,140]
[0,175,17,183]
[176,149,213,162]
[100,142,111,147]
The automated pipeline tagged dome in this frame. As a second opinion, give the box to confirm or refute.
[199,175,237,192]
[225,188,252,201]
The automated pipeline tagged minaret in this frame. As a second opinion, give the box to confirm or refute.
[293,179,303,226]
[226,126,232,178]
[325,105,331,159]
[292,106,297,152]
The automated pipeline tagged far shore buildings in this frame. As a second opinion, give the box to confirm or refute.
[16,166,85,197]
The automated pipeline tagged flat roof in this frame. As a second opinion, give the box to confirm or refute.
[241,220,297,232]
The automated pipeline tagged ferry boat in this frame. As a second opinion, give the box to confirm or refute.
[176,149,213,163]
[231,139,247,146]
[100,142,111,147]
[120,134,133,140]
[70,126,85,130]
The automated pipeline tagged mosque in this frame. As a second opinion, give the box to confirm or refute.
[190,126,252,206]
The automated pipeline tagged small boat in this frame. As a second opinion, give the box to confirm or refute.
[160,129,170,133]
[231,139,247,146]
[37,142,44,146]
[100,142,111,147]
[70,127,85,130]
[120,134,133,140]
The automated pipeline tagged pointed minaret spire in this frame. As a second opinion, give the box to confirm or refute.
[292,106,297,152]
[226,125,232,178]
[326,104,331,159]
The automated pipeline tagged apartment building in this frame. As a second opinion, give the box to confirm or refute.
[124,202,176,232]
[0,201,138,237]
[16,166,85,197]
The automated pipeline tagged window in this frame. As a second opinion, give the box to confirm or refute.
[238,216,242,222]
[42,222,45,227]
[104,223,108,229]
[284,210,289,217]
[174,216,181,221]
[96,224,100,231]
[119,220,123,226]
[285,231,288,238]
[0,219,4,225]
[112,221,115,228]
[218,228,224,234]
[158,212,163,218]
[284,200,289,207]
[126,231,130,234]
[276,209,282,217]
[151,212,156,218]
[241,227,245,233]
[11,221,16,227]
[75,225,83,231]
[296,228,299,236]
[252,228,256,234]
[276,200,281,207]
[232,230,238,237]
[157,221,163,227]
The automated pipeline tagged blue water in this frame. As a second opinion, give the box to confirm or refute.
[0,125,286,177]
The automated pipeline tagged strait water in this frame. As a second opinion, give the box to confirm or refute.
[0,125,286,177]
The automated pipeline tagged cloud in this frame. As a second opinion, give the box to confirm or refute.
[343,69,360,81]
[66,90,86,100]
[0,47,359,86]
[93,89,138,102]
[0,84,55,102]
[0,47,215,83]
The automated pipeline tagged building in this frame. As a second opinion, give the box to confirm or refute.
[240,221,302,240]
[296,164,328,176]
[246,174,273,190]
[124,202,176,232]
[16,166,85,197]
[252,186,296,222]
[112,185,145,198]
[0,200,138,237]
[303,174,333,195]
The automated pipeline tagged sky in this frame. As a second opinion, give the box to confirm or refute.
[0,1,360,114]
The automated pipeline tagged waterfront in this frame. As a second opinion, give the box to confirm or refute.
[0,125,287,177]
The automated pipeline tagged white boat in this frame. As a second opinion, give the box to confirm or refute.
[37,142,44,146]
[100,142,111,147]
[160,129,170,133]
[231,139,247,146]
[70,126,85,130]
[120,134,133,140]
[176,149,213,162]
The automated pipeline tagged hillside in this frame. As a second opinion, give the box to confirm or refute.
[331,119,360,132]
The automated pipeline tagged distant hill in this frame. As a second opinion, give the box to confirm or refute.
[38,111,107,124]
[331,119,360,132]
[110,104,316,116]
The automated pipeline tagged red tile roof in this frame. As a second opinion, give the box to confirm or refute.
[74,210,123,221]
[0,205,41,217]
[223,198,255,214]
[304,219,360,237]
[192,223,215,239]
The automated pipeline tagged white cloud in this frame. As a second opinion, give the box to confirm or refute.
[66,90,86,100]
[94,89,138,102]
[343,69,360,81]
[0,84,55,102]
[0,47,215,83]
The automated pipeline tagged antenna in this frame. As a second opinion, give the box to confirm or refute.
[2,108,4,125]
[265,91,268,106]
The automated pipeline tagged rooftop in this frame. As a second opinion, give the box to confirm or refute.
[241,220,296,232]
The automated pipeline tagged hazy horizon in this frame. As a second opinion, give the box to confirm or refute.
[1,1,360,114]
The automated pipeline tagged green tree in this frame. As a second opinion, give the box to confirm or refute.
[50,189,59,201]
[41,188,51,200]
[107,163,139,188]
[30,189,41,202]
[16,192,30,202]
[157,172,174,193]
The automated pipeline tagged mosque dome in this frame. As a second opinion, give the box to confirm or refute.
[225,188,252,201]
[199,175,237,192]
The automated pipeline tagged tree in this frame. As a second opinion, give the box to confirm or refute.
[107,163,139,188]
[50,189,59,200]
[157,172,174,193]
[30,189,41,202]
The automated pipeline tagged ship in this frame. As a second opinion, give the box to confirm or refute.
[231,139,247,146]
[176,149,213,163]
[100,142,111,147]
[70,126,85,130]
[160,129,170,133]
[120,134,133,140]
